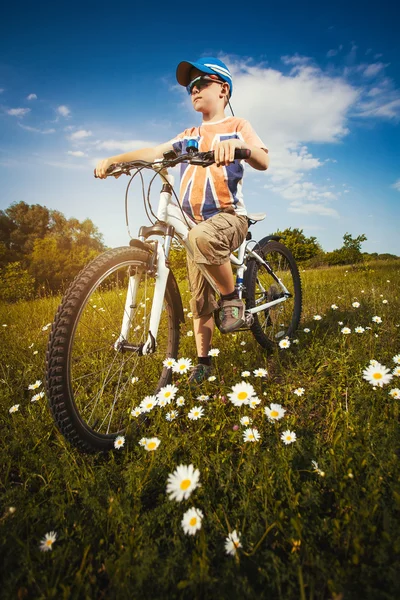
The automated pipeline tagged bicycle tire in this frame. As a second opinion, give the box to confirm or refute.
[245,240,302,351]
[46,246,181,453]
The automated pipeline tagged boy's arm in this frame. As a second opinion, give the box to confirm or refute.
[214,139,269,171]
[95,141,174,178]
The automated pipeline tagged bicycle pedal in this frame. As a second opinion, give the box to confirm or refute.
[244,312,254,326]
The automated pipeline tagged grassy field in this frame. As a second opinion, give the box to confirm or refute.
[1,259,399,599]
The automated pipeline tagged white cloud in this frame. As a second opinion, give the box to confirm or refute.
[363,62,387,77]
[27,93,37,101]
[288,202,339,217]
[67,150,86,157]
[0,88,5,94]
[57,105,71,117]
[18,123,55,134]
[392,179,400,192]
[7,108,31,117]
[43,160,86,170]
[281,54,311,66]
[93,139,157,151]
[69,129,92,141]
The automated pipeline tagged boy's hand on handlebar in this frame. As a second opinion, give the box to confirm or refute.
[95,158,115,179]
[214,139,249,167]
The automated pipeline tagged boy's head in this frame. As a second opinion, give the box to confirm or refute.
[176,57,232,113]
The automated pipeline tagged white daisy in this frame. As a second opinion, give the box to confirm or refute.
[188,406,204,420]
[28,380,42,390]
[187,312,193,318]
[331,304,338,310]
[341,327,351,335]
[139,395,158,412]
[243,428,261,442]
[264,403,286,422]
[176,396,185,407]
[143,437,161,451]
[392,354,400,365]
[181,507,203,536]
[196,394,209,402]
[31,391,45,402]
[158,398,169,408]
[303,328,310,333]
[225,530,242,555]
[208,348,220,357]
[166,410,178,421]
[281,430,297,444]
[157,384,178,403]
[311,460,325,477]
[248,397,261,409]
[253,368,268,377]
[338,321,343,326]
[293,388,305,396]
[389,388,400,399]
[362,362,393,387]
[131,407,142,417]
[372,316,382,323]
[393,367,400,377]
[33,350,38,355]
[292,339,300,344]
[352,302,360,308]
[382,299,388,304]
[186,331,194,337]
[240,341,246,346]
[163,357,176,369]
[208,375,216,382]
[172,357,193,374]
[114,435,125,449]
[166,464,200,502]
[228,381,256,407]
[39,531,57,552]
[241,371,251,377]
[139,437,146,446]
[131,376,139,384]
[240,416,252,426]
[313,315,322,321]
[9,404,20,413]
[279,339,291,349]
[355,326,365,333]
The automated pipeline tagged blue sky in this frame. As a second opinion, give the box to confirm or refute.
[1,0,399,254]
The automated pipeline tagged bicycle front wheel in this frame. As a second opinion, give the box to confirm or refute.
[46,246,181,453]
[245,241,302,351]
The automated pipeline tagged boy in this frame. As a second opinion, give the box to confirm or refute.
[96,56,269,384]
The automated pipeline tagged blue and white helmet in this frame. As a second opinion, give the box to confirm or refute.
[176,56,233,97]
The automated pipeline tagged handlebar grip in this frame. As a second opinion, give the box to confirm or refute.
[94,164,117,178]
[234,148,251,160]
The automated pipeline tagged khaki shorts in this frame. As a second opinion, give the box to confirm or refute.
[186,212,248,319]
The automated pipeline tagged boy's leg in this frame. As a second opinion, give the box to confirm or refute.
[188,213,248,334]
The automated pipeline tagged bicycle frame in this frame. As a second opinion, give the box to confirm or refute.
[115,168,291,355]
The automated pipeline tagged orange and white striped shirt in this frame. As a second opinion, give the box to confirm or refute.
[170,116,267,222]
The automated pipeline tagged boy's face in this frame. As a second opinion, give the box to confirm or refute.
[188,67,229,114]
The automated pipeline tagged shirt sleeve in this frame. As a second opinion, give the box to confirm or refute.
[237,119,268,152]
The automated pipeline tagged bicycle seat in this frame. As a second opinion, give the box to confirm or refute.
[247,212,266,222]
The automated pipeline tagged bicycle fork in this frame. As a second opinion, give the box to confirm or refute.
[114,243,170,355]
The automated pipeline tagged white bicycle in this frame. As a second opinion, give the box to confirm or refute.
[46,147,302,452]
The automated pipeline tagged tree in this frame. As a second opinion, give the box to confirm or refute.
[324,233,367,266]
[271,227,323,262]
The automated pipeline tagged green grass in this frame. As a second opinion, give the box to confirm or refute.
[1,260,400,599]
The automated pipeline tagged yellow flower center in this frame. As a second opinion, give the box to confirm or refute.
[180,479,191,490]
[147,442,156,449]
[286,435,292,441]
[270,410,279,417]
[238,392,248,400]
[147,403,153,408]
[189,517,197,526]
[373,372,383,379]
[179,365,185,370]
[165,392,171,397]
[194,411,199,416]
[249,434,254,439]
[46,540,52,547]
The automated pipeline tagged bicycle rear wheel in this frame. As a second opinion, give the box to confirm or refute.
[46,246,181,453]
[245,241,302,351]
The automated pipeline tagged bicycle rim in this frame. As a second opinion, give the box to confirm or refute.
[66,258,177,440]
[247,242,302,348]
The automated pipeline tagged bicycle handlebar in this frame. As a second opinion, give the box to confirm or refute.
[93,148,251,179]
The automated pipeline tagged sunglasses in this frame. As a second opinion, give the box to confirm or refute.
[186,75,224,95]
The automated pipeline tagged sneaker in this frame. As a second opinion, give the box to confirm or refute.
[218,298,246,334]
[188,363,213,385]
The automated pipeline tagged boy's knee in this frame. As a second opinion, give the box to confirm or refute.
[188,227,211,260]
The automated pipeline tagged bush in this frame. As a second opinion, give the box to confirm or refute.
[0,262,35,302]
